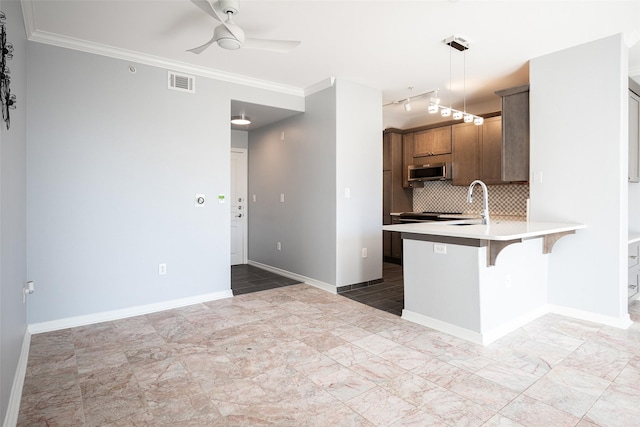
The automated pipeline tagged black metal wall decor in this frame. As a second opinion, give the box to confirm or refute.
[1,11,16,130]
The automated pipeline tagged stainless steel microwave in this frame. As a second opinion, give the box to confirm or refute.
[408,163,452,182]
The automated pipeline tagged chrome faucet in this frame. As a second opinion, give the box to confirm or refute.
[467,180,490,225]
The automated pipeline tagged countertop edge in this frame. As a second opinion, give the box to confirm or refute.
[382,220,586,241]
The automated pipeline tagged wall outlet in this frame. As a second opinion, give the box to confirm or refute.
[434,244,447,254]
[159,263,167,275]
[345,187,351,198]
[277,242,281,251]
[252,194,256,203]
[280,193,285,203]
[505,273,512,288]
[362,247,367,258]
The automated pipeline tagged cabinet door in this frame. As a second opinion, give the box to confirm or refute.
[629,90,640,183]
[402,133,414,188]
[452,122,481,186]
[383,231,392,259]
[499,85,530,182]
[481,116,503,184]
[414,127,452,157]
[629,242,640,269]
[391,231,403,260]
[629,268,639,301]
[383,133,392,171]
[383,170,391,225]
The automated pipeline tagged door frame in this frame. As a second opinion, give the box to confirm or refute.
[231,148,248,265]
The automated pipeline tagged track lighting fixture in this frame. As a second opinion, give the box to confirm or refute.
[404,100,412,112]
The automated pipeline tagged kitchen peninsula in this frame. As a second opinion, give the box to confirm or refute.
[382,219,585,345]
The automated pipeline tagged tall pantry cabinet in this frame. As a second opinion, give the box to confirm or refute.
[383,131,412,263]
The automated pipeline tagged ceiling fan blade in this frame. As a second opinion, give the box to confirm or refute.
[242,38,301,53]
[187,33,217,54]
[190,0,221,21]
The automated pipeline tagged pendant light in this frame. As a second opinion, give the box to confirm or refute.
[383,36,484,125]
[434,35,484,126]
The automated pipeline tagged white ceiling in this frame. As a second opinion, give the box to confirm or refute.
[21,0,640,130]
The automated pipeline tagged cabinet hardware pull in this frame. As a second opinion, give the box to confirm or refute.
[629,284,638,290]
[630,255,638,259]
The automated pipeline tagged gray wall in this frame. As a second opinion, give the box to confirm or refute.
[248,80,382,288]
[0,0,28,422]
[231,130,248,149]
[248,86,338,285]
[530,34,628,321]
[26,42,303,324]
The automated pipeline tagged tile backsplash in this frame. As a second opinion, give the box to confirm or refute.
[413,181,529,216]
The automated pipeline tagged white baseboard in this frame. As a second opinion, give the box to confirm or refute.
[3,330,31,427]
[480,306,549,345]
[247,260,337,294]
[402,306,549,346]
[549,304,633,329]
[401,310,485,345]
[28,290,233,334]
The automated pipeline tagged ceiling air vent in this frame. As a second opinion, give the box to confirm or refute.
[168,71,195,93]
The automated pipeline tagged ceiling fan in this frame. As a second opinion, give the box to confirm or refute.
[188,0,301,54]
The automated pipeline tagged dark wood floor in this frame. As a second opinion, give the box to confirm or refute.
[339,262,404,316]
[232,262,404,316]
[231,264,301,295]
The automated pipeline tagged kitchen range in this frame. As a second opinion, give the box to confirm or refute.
[394,211,476,224]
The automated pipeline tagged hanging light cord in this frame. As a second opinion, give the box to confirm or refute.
[463,48,467,113]
[449,42,452,109]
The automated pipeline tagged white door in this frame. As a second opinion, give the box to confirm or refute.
[230,149,248,265]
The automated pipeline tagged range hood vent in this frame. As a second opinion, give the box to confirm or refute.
[168,71,195,93]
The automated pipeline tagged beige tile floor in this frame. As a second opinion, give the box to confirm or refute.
[18,285,640,426]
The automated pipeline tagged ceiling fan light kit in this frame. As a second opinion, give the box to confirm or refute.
[188,0,300,54]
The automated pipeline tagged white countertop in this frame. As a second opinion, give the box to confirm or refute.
[382,220,586,241]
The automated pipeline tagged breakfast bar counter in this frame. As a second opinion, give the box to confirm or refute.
[382,220,585,345]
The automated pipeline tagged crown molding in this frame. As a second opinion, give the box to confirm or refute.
[304,76,336,96]
[20,0,304,98]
